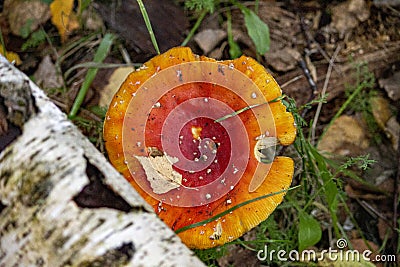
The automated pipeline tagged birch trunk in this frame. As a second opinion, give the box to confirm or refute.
[0,55,204,267]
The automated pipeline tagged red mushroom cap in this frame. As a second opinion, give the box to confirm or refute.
[103,47,296,249]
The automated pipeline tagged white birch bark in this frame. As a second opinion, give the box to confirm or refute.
[0,55,204,267]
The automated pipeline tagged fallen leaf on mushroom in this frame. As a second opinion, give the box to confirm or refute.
[103,47,296,249]
[135,153,183,194]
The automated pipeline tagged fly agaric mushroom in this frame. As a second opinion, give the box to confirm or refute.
[103,47,296,249]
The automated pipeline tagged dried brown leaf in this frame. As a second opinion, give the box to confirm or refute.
[135,153,183,194]
[50,0,79,42]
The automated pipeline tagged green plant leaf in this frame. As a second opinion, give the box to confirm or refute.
[185,0,215,13]
[298,211,322,251]
[20,19,34,38]
[240,6,270,55]
[80,0,91,13]
[136,0,160,55]
[68,33,114,119]
[308,145,339,212]
[229,40,242,59]
[226,9,241,59]
[88,105,107,119]
[40,0,53,4]
[22,29,47,51]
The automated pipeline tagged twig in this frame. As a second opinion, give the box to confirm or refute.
[281,75,303,89]
[311,45,341,144]
[64,62,139,80]
[299,58,317,94]
[359,200,397,235]
[119,44,132,65]
[298,57,318,118]
[300,17,342,75]
[58,34,99,65]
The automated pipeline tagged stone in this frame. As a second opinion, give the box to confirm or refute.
[5,0,50,37]
[379,71,400,101]
[194,29,227,54]
[331,0,370,37]
[318,115,369,156]
[385,116,400,150]
[370,96,392,130]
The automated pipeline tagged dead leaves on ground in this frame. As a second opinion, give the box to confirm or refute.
[50,0,79,43]
[1,0,81,65]
[0,45,22,65]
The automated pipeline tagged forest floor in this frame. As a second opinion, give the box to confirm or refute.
[1,0,399,266]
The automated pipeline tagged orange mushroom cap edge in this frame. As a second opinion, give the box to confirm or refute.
[103,47,296,249]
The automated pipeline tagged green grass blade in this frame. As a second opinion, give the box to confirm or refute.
[214,103,266,123]
[233,1,270,55]
[181,9,207,47]
[298,210,322,251]
[137,0,160,55]
[68,33,114,119]
[214,95,285,123]
[226,9,242,59]
[175,185,301,234]
[318,66,375,143]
